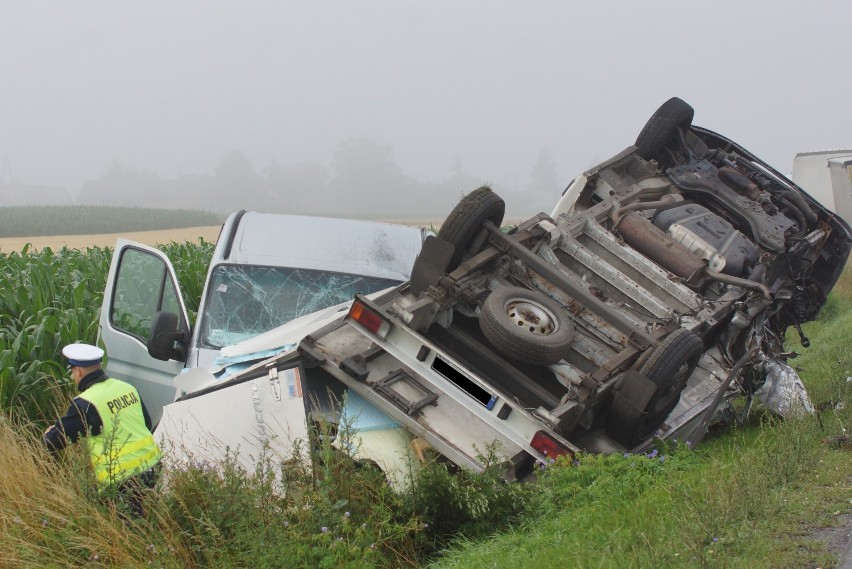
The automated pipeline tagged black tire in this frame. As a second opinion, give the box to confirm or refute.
[635,97,694,163]
[437,186,505,270]
[633,327,703,441]
[479,286,574,366]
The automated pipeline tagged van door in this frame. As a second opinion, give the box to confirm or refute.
[98,239,192,425]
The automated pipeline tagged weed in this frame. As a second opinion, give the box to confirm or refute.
[399,444,536,559]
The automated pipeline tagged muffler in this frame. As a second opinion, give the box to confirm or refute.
[614,212,707,285]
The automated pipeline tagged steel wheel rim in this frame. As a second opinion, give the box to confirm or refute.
[505,299,558,336]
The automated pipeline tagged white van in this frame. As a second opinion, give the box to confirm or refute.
[98,210,429,426]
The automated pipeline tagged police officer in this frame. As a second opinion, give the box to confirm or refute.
[44,343,162,517]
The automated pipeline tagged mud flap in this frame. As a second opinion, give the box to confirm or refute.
[605,370,658,448]
[410,236,455,296]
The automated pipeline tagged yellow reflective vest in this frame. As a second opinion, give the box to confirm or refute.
[82,378,161,489]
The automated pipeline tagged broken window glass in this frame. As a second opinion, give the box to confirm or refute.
[199,265,400,348]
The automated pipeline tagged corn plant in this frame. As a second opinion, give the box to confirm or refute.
[0,241,213,424]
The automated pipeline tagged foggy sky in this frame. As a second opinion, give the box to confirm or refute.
[2,1,851,212]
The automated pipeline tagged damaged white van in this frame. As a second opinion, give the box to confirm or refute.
[98,212,429,482]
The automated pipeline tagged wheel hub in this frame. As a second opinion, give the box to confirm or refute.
[506,300,556,335]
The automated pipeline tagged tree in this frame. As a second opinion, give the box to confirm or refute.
[264,160,329,214]
[77,161,164,207]
[528,148,559,194]
[437,156,488,205]
[511,148,562,215]
[326,137,411,216]
[212,150,265,212]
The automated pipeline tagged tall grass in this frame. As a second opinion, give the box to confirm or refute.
[0,414,203,568]
[0,413,532,568]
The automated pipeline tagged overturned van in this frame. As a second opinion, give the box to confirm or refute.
[286,97,851,479]
[113,98,852,486]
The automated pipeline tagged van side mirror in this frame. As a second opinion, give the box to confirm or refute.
[148,311,188,361]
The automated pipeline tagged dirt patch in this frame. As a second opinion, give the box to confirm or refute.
[0,226,224,252]
[807,512,852,567]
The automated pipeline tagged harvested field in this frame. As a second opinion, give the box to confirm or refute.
[0,215,530,253]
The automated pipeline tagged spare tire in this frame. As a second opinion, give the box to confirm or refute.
[437,186,505,271]
[479,286,574,366]
[635,97,694,164]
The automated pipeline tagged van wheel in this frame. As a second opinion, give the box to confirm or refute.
[635,97,694,164]
[634,328,703,442]
[437,186,505,271]
[479,287,574,366]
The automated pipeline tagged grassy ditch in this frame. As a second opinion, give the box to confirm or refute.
[0,416,535,568]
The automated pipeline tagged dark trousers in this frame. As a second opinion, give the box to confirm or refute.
[115,463,160,519]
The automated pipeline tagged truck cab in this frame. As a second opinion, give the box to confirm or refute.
[98,210,429,425]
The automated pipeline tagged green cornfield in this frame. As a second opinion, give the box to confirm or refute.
[0,206,223,237]
[0,240,214,424]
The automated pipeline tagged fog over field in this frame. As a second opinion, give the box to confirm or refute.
[1,2,850,217]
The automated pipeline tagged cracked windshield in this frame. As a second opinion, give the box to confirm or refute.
[200,265,400,348]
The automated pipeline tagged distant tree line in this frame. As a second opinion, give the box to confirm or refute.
[70,138,564,218]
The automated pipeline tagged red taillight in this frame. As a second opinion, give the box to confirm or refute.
[348,300,391,338]
[530,430,572,460]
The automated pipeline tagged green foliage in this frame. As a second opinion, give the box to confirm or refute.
[1,240,850,568]
[531,443,694,515]
[158,441,424,568]
[399,445,536,557]
[0,245,111,423]
[159,239,216,323]
[1,397,537,568]
[0,414,178,568]
[0,241,213,424]
[0,206,223,237]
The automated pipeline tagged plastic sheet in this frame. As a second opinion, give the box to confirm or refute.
[756,359,815,417]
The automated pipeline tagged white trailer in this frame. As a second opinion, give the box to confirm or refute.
[792,150,852,223]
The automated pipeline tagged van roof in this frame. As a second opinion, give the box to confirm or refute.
[219,212,426,281]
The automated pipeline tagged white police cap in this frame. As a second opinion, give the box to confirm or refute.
[62,343,104,367]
